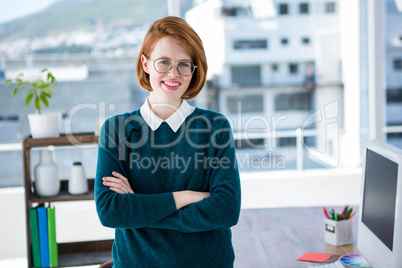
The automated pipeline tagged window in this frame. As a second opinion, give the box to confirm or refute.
[233,39,268,50]
[387,89,402,103]
[278,137,296,147]
[0,115,18,122]
[289,63,298,74]
[227,95,264,113]
[277,136,316,148]
[301,37,310,45]
[325,2,336,13]
[222,7,236,16]
[0,0,396,184]
[235,138,264,149]
[394,59,402,71]
[275,92,312,111]
[221,7,251,17]
[231,65,261,86]
[281,38,289,46]
[299,3,309,14]
[279,3,289,15]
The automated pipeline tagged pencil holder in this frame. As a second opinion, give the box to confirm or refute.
[324,218,353,246]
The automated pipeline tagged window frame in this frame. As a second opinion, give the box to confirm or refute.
[325,2,336,14]
[281,37,289,46]
[279,3,289,15]
[289,63,298,74]
[394,59,402,71]
[233,39,268,50]
[301,37,310,45]
[299,2,309,14]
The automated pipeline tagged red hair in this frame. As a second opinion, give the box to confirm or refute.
[136,16,207,100]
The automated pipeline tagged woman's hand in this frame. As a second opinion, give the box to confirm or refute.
[103,171,134,194]
[173,190,210,210]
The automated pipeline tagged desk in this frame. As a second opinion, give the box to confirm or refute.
[232,207,358,268]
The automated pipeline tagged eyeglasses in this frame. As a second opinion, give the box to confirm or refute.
[148,58,197,77]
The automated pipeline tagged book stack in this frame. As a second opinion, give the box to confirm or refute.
[29,204,58,268]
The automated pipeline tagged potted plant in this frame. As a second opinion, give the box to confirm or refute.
[6,69,61,138]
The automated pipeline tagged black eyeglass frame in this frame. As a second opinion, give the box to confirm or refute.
[147,58,198,77]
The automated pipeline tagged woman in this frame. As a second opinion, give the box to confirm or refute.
[95,16,241,267]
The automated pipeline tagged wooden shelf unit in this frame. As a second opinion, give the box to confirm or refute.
[22,133,113,267]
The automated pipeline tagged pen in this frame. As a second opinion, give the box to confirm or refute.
[341,205,349,220]
[346,208,353,219]
[349,211,356,219]
[328,211,333,220]
[325,206,354,221]
[323,207,331,219]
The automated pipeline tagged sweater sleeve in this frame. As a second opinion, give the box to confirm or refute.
[95,116,178,229]
[148,118,241,233]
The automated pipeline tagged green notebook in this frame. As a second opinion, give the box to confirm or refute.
[47,206,58,267]
[28,207,41,267]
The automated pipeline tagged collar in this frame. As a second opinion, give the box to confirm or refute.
[140,98,195,132]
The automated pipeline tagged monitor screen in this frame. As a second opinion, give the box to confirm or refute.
[362,149,399,251]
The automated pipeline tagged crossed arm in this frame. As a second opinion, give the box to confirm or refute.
[102,171,210,209]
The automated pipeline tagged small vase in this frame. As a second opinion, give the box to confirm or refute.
[68,162,88,195]
[34,149,60,197]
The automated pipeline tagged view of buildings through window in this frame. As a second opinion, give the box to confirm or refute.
[0,0,401,187]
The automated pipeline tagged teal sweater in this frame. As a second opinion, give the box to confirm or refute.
[95,108,241,267]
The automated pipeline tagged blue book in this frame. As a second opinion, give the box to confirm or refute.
[37,206,50,267]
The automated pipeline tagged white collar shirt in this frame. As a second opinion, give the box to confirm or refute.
[140,98,195,132]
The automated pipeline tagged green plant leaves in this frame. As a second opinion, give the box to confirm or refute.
[6,69,57,114]
[16,79,25,87]
[41,91,52,98]
[38,83,49,89]
[34,96,41,114]
[40,93,49,107]
[25,93,34,106]
[12,88,19,97]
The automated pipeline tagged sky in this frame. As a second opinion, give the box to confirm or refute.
[0,0,58,24]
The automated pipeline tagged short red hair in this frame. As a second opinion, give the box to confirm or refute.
[136,16,208,100]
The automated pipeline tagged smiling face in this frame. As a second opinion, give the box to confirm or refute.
[141,36,193,106]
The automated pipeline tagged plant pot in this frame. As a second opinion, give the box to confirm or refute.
[28,113,61,139]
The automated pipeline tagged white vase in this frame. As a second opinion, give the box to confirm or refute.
[28,113,61,139]
[34,149,60,197]
[68,162,88,195]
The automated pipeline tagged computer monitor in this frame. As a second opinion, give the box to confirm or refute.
[357,140,402,268]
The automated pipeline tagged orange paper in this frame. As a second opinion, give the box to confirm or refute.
[297,252,332,263]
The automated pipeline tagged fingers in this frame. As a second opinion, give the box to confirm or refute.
[102,177,125,189]
[103,177,134,194]
[102,172,134,194]
[112,171,134,194]
[112,171,131,188]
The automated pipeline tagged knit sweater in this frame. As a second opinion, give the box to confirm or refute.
[95,107,241,268]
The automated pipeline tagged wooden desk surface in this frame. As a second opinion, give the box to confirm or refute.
[232,207,358,268]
